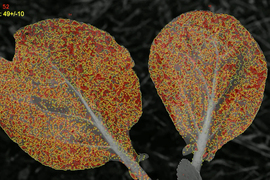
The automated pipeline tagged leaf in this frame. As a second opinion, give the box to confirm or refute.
[176,159,202,180]
[0,18,146,175]
[149,10,267,163]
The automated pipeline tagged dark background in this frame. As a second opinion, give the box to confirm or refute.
[0,0,270,180]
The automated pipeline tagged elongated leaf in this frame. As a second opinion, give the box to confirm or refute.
[0,19,146,176]
[149,11,267,162]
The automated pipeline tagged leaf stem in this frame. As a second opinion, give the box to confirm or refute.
[192,98,214,172]
[192,38,219,172]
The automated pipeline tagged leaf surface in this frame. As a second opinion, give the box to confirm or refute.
[149,11,267,161]
[0,19,143,171]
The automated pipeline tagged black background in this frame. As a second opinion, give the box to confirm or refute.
[0,0,270,180]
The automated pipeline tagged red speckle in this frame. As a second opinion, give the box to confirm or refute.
[155,53,162,64]
[95,44,103,53]
[108,46,116,53]
[58,155,62,161]
[75,64,83,74]
[81,85,89,90]
[67,44,74,54]
[95,74,105,81]
[14,66,21,73]
[70,147,76,153]
[27,69,34,76]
